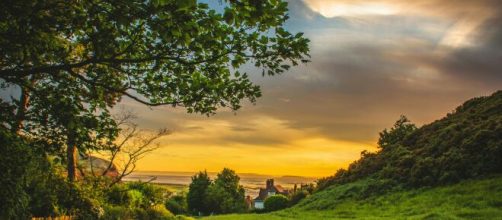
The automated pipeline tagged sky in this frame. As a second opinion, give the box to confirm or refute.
[120,0,502,177]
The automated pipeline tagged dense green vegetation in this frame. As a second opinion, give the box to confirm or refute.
[318,91,502,191]
[204,91,502,219]
[187,169,247,216]
[263,195,289,212]
[204,176,502,220]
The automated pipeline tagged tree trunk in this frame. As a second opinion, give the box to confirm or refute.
[67,137,78,182]
[12,84,31,134]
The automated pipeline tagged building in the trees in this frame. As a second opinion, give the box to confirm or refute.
[253,179,290,209]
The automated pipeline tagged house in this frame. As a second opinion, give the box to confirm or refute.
[253,179,289,209]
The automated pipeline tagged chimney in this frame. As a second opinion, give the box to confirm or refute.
[266,179,274,189]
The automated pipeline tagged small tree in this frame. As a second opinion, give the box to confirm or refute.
[264,195,289,212]
[187,171,211,215]
[378,115,417,150]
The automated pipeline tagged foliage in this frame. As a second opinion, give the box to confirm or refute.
[187,171,212,215]
[0,127,31,219]
[209,168,247,214]
[317,91,502,191]
[263,195,289,212]
[1,0,310,114]
[0,127,107,219]
[165,192,189,215]
[289,190,309,207]
[187,168,246,215]
[146,204,174,220]
[106,181,168,210]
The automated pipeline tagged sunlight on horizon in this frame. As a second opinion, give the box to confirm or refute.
[303,1,397,17]
[134,136,377,177]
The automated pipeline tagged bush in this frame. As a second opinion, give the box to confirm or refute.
[147,204,174,220]
[0,128,31,219]
[289,190,309,206]
[165,193,188,215]
[127,182,167,208]
[102,206,133,219]
[264,195,289,212]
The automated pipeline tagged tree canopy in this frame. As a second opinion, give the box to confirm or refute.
[0,0,309,113]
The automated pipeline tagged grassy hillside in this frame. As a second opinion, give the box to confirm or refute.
[204,176,502,219]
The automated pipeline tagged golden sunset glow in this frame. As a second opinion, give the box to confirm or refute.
[132,115,376,177]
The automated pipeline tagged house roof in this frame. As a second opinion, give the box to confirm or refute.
[275,185,288,193]
[254,185,290,201]
[254,188,268,201]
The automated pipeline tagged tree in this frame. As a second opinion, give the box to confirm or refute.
[378,115,417,150]
[0,0,310,181]
[187,171,212,215]
[206,168,246,214]
[264,194,289,212]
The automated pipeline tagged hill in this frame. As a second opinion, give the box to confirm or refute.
[316,90,502,190]
[204,91,502,219]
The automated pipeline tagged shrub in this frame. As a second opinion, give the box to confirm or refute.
[289,190,309,206]
[264,195,289,212]
[147,204,174,220]
[102,206,133,220]
[0,128,31,219]
[165,193,188,215]
[127,182,167,208]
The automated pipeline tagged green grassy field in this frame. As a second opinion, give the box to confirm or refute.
[204,176,502,220]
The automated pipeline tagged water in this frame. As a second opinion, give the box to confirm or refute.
[123,171,317,198]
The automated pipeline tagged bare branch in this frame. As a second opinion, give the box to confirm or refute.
[102,111,171,186]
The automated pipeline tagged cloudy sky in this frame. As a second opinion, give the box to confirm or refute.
[124,0,502,177]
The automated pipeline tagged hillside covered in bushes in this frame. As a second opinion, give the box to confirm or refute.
[317,90,502,191]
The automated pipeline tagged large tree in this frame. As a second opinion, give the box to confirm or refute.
[0,0,310,181]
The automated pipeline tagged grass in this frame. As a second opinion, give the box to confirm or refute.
[155,183,188,194]
[203,176,502,220]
